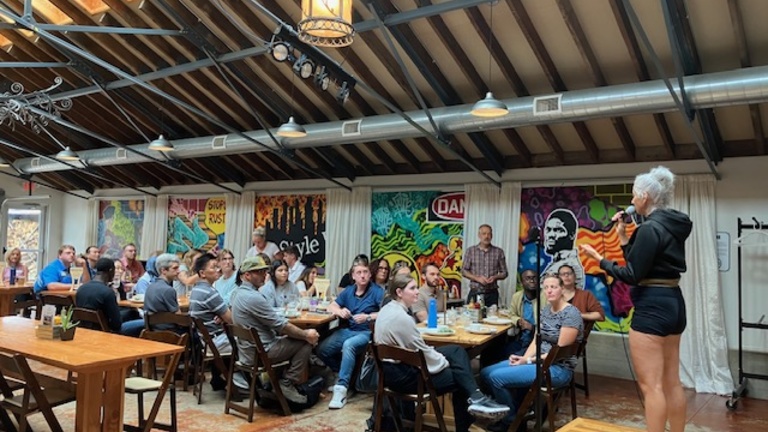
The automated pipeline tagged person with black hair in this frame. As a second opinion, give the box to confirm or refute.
[76,258,145,337]
[283,245,306,283]
[259,260,300,308]
[189,253,236,391]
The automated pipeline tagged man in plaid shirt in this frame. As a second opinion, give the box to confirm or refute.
[462,224,508,307]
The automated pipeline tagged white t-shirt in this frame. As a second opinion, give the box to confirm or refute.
[245,241,280,260]
[288,261,306,284]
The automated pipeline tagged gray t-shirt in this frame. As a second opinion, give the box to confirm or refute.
[230,282,289,365]
[143,278,179,331]
[189,281,228,337]
[259,279,300,308]
[540,303,583,371]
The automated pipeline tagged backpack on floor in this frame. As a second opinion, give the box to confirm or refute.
[259,375,324,413]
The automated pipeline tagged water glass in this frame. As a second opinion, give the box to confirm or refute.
[309,298,318,312]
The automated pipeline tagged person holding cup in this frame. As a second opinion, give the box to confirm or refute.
[3,247,28,285]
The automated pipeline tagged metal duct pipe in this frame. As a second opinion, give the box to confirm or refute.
[14,65,768,174]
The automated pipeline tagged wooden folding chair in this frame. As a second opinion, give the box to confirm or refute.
[145,312,196,391]
[12,289,38,319]
[40,293,75,313]
[223,323,291,421]
[124,330,187,432]
[72,307,109,332]
[508,343,579,432]
[371,343,449,432]
[191,317,229,404]
[575,323,595,397]
[0,353,77,432]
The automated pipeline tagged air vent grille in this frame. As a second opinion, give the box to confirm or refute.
[341,120,362,137]
[31,158,40,168]
[212,135,227,149]
[116,148,127,159]
[533,94,563,115]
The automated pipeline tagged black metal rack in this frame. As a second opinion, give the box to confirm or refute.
[727,217,768,410]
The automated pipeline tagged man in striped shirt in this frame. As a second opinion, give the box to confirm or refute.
[189,253,235,392]
[462,224,508,307]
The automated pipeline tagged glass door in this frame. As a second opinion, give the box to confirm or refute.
[1,197,48,280]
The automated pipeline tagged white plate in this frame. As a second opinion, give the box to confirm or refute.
[483,317,513,325]
[130,294,144,303]
[466,325,496,335]
[285,311,301,318]
[422,327,456,337]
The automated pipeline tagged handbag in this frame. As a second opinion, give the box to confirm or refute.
[355,352,378,393]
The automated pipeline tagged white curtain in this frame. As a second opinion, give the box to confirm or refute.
[84,199,100,247]
[224,191,255,263]
[498,182,522,306]
[326,187,371,288]
[673,174,732,394]
[140,194,169,258]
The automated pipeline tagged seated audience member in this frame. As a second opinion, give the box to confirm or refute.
[480,273,583,432]
[75,258,144,337]
[370,258,390,288]
[559,264,605,332]
[120,243,145,283]
[78,245,100,283]
[214,249,238,306]
[4,247,29,284]
[282,245,306,284]
[259,260,300,308]
[189,253,235,390]
[295,265,318,297]
[134,255,159,295]
[336,254,368,294]
[411,263,445,323]
[230,256,320,404]
[174,249,202,298]
[380,260,413,307]
[375,274,510,432]
[507,270,545,356]
[144,253,181,328]
[34,244,76,295]
[245,226,281,260]
[317,258,384,409]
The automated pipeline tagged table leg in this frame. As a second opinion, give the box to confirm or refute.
[75,371,103,432]
[102,367,128,431]
[0,294,14,317]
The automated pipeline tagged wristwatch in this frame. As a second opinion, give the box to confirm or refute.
[366,314,372,322]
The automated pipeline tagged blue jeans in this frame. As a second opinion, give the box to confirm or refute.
[317,328,371,388]
[120,319,146,337]
[480,361,573,425]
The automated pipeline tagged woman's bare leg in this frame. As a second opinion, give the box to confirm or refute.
[629,329,667,432]
[662,334,686,432]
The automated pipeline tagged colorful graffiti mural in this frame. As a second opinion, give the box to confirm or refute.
[372,191,464,297]
[255,194,326,270]
[97,200,144,259]
[518,185,636,333]
[167,197,225,255]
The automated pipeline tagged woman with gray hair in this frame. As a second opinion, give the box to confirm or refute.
[581,166,692,432]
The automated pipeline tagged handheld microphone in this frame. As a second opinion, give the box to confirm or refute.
[605,206,638,230]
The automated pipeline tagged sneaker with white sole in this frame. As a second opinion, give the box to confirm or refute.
[279,379,307,404]
[467,395,510,419]
[328,384,347,409]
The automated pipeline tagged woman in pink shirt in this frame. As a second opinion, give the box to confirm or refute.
[3,247,29,284]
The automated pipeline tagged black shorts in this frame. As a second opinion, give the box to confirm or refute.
[630,286,687,337]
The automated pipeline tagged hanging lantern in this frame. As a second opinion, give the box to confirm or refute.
[298,0,355,48]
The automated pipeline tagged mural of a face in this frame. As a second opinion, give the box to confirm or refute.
[544,215,575,255]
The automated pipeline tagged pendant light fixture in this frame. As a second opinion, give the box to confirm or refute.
[0,157,10,168]
[471,2,508,118]
[277,72,308,138]
[148,134,174,151]
[298,0,355,48]
[56,146,80,161]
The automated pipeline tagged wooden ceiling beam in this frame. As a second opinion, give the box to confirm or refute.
[341,145,376,176]
[727,0,765,155]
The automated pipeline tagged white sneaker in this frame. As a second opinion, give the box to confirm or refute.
[328,385,347,409]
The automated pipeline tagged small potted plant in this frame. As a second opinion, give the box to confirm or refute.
[59,306,79,341]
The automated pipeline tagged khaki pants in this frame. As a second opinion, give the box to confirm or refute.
[267,338,312,385]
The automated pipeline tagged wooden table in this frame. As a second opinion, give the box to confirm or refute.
[419,322,512,359]
[557,418,644,432]
[0,283,34,316]
[0,316,183,432]
[118,296,190,312]
[288,310,337,329]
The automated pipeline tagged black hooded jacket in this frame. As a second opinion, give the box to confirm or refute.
[600,209,693,285]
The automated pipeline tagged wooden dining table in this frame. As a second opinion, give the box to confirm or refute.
[288,310,338,329]
[419,321,512,359]
[0,282,34,316]
[118,296,190,312]
[0,316,183,431]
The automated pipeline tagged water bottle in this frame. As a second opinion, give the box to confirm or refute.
[427,298,438,328]
[9,268,16,285]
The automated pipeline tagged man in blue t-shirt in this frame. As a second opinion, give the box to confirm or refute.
[34,245,77,295]
[317,258,384,410]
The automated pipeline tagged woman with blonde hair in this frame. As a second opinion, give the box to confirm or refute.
[174,249,203,298]
[581,166,691,432]
[3,247,28,284]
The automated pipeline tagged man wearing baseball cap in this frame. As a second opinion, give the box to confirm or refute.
[245,226,281,261]
[230,256,320,404]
